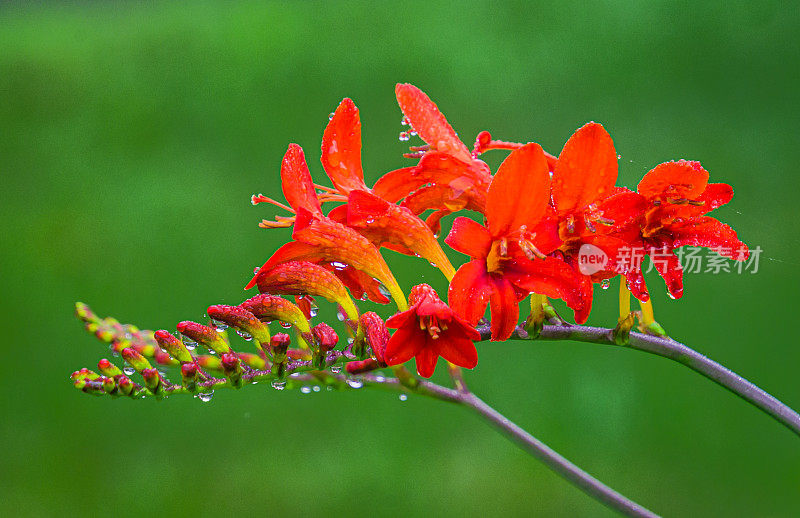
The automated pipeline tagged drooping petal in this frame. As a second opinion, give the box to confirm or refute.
[321,98,368,194]
[669,217,749,260]
[281,144,322,215]
[552,122,618,214]
[488,276,519,341]
[384,321,424,366]
[648,248,684,299]
[346,189,455,279]
[637,160,709,200]
[414,339,440,378]
[395,83,472,163]
[448,260,494,325]
[445,216,493,259]
[486,143,551,237]
[328,264,390,304]
[437,332,479,369]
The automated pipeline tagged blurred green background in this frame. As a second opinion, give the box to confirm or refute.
[2,1,798,516]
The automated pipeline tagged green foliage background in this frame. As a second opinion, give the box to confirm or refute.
[1,2,798,516]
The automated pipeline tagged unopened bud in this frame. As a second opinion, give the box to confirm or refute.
[121,348,151,373]
[221,353,244,388]
[176,321,231,355]
[207,305,271,345]
[360,312,388,366]
[154,330,194,363]
[181,363,199,392]
[346,359,380,375]
[97,359,122,377]
[312,323,338,352]
[101,376,116,394]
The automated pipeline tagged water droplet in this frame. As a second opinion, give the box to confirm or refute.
[185,342,196,351]
[377,283,391,299]
[337,309,346,322]
[123,367,135,376]
[346,379,363,389]
[326,386,333,391]
[196,392,214,402]
[330,365,342,374]
[346,337,355,345]
[429,262,437,268]
[617,154,622,160]
[365,217,375,224]
[212,319,228,332]
[236,330,253,341]
[401,116,409,126]
[667,292,677,300]
[300,386,312,394]
[279,321,292,329]
[328,112,335,120]
[398,394,408,402]
[308,301,319,318]
[312,385,321,392]
[409,129,417,136]
[398,131,410,141]
[271,380,287,390]
[124,332,133,340]
[289,372,302,378]
[601,279,611,290]
[208,349,216,356]
[374,373,386,382]
[253,266,260,274]
[331,261,347,270]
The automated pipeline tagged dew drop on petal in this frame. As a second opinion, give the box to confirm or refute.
[331,261,347,270]
[398,131,410,141]
[328,112,335,120]
[601,279,611,290]
[279,321,292,329]
[377,283,391,299]
[123,367,136,376]
[236,330,253,341]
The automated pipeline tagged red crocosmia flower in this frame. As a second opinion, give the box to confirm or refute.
[629,160,749,299]
[446,143,592,340]
[384,284,480,378]
[371,84,494,231]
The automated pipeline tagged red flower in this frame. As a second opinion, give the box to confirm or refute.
[384,284,480,378]
[629,160,748,299]
[446,143,592,341]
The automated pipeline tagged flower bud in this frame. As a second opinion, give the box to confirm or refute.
[221,353,244,388]
[121,347,152,373]
[240,294,311,334]
[195,355,222,371]
[311,323,338,352]
[176,321,231,355]
[117,375,134,396]
[207,305,271,346]
[345,358,380,375]
[97,359,122,377]
[181,363,199,392]
[360,312,388,366]
[141,368,162,394]
[101,376,116,394]
[154,330,194,363]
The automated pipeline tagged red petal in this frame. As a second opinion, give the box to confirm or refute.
[595,189,648,233]
[486,143,551,237]
[489,276,519,341]
[414,340,440,378]
[437,333,478,369]
[445,216,492,259]
[670,217,748,259]
[649,249,684,299]
[448,260,493,325]
[552,123,618,214]
[321,98,368,194]
[637,160,709,200]
[395,83,472,163]
[384,323,424,366]
[331,264,391,304]
[503,255,593,324]
[281,144,322,215]
[246,242,319,289]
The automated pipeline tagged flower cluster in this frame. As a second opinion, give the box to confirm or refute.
[71,83,747,399]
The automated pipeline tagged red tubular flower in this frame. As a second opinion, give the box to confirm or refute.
[630,160,748,299]
[384,284,480,378]
[446,143,592,340]
[371,84,493,228]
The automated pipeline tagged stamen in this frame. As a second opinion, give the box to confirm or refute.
[251,194,295,213]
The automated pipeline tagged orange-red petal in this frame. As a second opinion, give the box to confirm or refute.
[553,122,618,214]
[395,83,472,163]
[448,259,493,325]
[486,143,551,237]
[488,276,519,341]
[280,144,322,215]
[445,216,492,259]
[321,98,368,194]
[637,160,709,200]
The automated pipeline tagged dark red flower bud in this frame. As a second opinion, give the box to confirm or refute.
[270,333,291,356]
[221,353,244,388]
[360,312,389,366]
[141,368,161,392]
[311,323,338,352]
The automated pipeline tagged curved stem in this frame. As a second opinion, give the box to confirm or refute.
[461,392,658,518]
[359,375,658,517]
[478,323,800,438]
